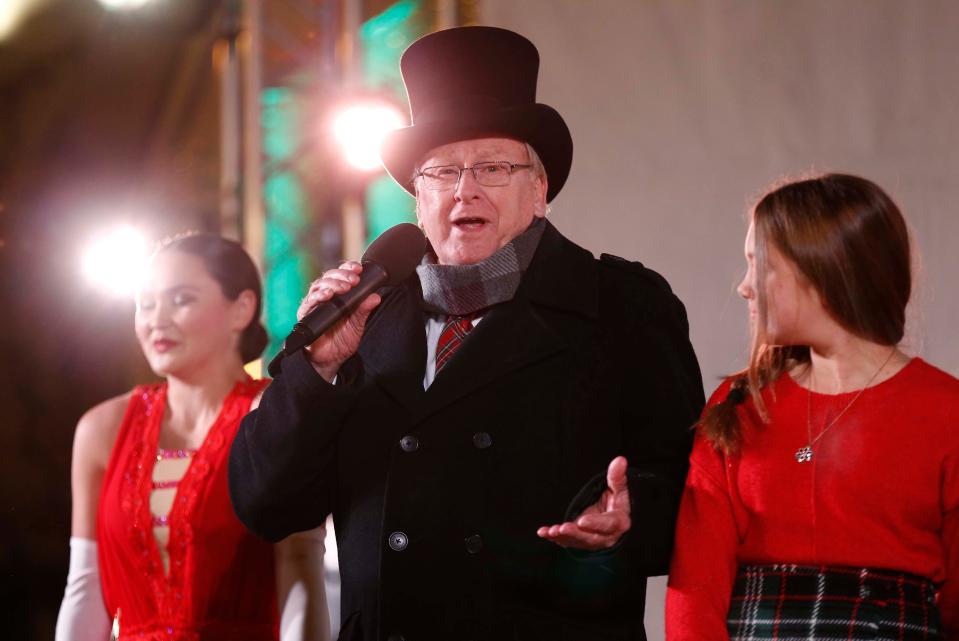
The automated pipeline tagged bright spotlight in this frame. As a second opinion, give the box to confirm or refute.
[0,0,45,41]
[332,103,405,171]
[82,226,149,297]
[98,0,152,9]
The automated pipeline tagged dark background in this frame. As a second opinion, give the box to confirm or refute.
[1,2,224,635]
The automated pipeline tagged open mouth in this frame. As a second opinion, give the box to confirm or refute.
[452,217,488,231]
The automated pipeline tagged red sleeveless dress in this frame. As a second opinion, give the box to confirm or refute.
[97,378,278,641]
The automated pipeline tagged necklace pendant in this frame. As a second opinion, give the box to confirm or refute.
[795,446,813,463]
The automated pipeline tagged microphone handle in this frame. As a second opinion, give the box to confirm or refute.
[269,262,389,375]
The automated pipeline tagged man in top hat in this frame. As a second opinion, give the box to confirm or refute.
[230,26,703,641]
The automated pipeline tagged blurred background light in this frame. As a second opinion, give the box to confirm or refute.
[97,0,153,10]
[0,0,45,40]
[81,225,149,297]
[332,102,405,171]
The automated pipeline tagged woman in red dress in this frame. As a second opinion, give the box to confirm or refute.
[666,174,959,640]
[56,233,329,641]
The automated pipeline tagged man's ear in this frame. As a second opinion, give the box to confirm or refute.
[413,188,425,230]
[533,175,549,218]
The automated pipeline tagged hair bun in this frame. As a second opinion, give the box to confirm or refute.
[241,321,269,364]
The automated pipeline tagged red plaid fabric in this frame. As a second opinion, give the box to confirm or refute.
[435,313,476,375]
[728,564,943,640]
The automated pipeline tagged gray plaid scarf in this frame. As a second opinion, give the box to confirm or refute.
[417,218,546,316]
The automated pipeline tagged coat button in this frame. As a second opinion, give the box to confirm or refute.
[465,534,483,554]
[399,435,419,452]
[388,531,408,551]
[472,432,492,449]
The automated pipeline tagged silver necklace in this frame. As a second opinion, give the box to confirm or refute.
[795,349,896,463]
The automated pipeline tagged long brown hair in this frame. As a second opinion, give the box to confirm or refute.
[702,173,911,453]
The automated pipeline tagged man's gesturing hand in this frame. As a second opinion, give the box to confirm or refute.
[536,456,631,551]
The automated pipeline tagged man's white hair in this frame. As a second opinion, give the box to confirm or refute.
[525,143,551,215]
[525,143,547,181]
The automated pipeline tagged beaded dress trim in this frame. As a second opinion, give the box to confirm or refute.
[117,378,265,633]
[150,448,195,526]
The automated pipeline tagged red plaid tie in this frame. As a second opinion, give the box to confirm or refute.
[435,313,476,375]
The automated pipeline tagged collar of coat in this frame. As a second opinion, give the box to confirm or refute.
[510,218,599,320]
[354,220,600,416]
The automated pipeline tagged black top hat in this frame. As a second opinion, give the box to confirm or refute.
[380,26,573,203]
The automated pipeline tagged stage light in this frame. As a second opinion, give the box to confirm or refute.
[0,0,45,41]
[81,226,149,297]
[97,0,152,10]
[332,103,405,171]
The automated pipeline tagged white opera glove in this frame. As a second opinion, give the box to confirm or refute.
[276,525,331,641]
[55,537,111,641]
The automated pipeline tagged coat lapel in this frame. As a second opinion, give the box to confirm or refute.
[414,221,599,422]
[418,298,565,418]
[358,279,427,410]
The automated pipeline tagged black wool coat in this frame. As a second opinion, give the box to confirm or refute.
[229,222,704,641]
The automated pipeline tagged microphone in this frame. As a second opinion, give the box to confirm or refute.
[268,222,427,376]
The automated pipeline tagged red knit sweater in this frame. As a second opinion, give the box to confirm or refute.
[666,358,959,640]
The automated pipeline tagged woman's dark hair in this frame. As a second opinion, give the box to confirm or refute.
[702,173,912,453]
[156,232,268,364]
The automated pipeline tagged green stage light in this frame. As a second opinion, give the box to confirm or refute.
[261,87,310,362]
[359,0,421,246]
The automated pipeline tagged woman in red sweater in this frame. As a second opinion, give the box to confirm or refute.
[666,174,959,640]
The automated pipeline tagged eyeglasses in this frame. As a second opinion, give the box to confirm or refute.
[414,161,532,190]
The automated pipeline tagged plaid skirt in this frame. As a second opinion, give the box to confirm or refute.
[727,564,943,641]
